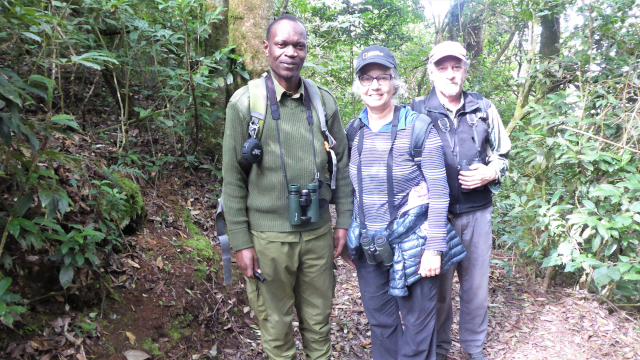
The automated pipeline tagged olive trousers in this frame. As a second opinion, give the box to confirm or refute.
[246,223,335,360]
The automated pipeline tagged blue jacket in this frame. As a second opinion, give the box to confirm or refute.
[347,204,466,296]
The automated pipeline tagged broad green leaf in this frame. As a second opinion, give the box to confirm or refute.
[75,253,85,266]
[51,115,80,130]
[618,263,631,273]
[72,59,102,70]
[12,194,33,217]
[582,200,596,210]
[605,242,618,256]
[0,302,6,315]
[22,31,42,42]
[630,201,640,212]
[0,277,11,297]
[541,254,562,268]
[7,218,20,238]
[0,76,22,106]
[38,189,53,207]
[550,190,562,205]
[16,218,38,233]
[607,266,621,281]
[593,266,611,287]
[623,273,640,281]
[565,261,580,272]
[59,264,74,288]
[596,224,609,240]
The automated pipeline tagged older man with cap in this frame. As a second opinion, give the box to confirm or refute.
[410,41,511,360]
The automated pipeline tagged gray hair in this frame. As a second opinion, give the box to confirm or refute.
[352,67,408,105]
[426,58,471,84]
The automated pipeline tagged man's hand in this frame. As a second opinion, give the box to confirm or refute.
[459,163,498,190]
[333,228,347,257]
[337,243,355,268]
[419,251,441,277]
[236,247,260,279]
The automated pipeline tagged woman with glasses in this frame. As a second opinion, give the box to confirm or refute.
[341,46,450,360]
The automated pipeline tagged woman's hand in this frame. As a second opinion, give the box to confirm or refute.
[419,251,441,277]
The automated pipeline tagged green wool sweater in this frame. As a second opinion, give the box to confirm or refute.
[221,75,354,251]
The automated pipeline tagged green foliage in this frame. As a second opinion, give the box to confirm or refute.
[494,0,640,301]
[292,0,429,122]
[0,277,27,327]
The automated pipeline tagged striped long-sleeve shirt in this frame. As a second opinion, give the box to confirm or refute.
[349,106,449,251]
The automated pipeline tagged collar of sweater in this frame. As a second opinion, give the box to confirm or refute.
[270,72,305,101]
[357,105,417,133]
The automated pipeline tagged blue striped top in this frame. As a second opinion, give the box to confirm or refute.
[349,106,449,251]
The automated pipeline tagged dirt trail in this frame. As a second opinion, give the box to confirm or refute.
[330,252,640,360]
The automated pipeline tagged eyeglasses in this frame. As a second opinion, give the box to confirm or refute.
[358,74,393,86]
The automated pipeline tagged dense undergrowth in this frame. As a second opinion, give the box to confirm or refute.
[0,0,235,329]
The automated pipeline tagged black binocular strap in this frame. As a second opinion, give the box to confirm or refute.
[438,117,458,164]
[265,75,321,196]
[356,106,401,230]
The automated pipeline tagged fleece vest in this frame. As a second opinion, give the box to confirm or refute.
[410,89,493,215]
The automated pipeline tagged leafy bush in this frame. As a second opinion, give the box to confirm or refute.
[0,277,27,327]
[494,0,640,301]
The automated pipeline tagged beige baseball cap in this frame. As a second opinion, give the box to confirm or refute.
[429,41,467,63]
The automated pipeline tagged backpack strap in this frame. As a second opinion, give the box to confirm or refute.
[304,79,333,146]
[409,114,434,167]
[409,96,426,113]
[248,73,269,138]
[303,79,338,189]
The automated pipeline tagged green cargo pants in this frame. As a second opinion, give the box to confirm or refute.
[246,223,336,360]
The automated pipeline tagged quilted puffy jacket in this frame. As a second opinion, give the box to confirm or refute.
[347,203,466,296]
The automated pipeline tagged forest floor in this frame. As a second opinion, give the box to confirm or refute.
[2,206,640,360]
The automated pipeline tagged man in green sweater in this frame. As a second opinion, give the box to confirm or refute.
[221,15,353,360]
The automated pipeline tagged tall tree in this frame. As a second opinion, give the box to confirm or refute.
[229,0,273,78]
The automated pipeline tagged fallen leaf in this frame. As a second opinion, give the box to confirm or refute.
[127,259,140,268]
[177,230,187,239]
[156,257,164,268]
[126,331,136,345]
[155,281,165,294]
[123,350,151,360]
[243,306,250,313]
[118,275,128,283]
[209,344,217,357]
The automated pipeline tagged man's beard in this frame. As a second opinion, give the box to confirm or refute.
[434,77,462,97]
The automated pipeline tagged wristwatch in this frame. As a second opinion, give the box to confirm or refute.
[425,250,442,256]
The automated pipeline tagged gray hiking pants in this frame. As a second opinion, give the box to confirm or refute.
[435,206,493,355]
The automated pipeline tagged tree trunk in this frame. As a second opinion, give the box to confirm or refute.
[539,13,561,59]
[229,0,273,79]
[506,20,538,134]
[447,1,466,42]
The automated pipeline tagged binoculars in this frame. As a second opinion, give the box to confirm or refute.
[361,234,394,269]
[459,158,485,192]
[288,183,320,225]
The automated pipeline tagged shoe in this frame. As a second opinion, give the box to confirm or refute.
[435,353,448,360]
[467,351,488,359]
